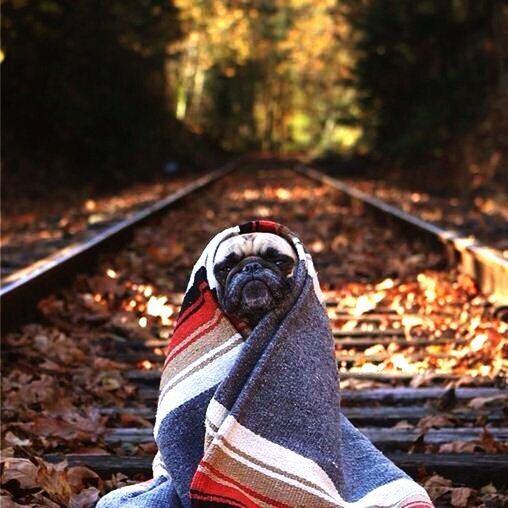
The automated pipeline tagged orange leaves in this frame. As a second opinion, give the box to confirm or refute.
[1,458,102,507]
[342,178,507,254]
[330,268,507,382]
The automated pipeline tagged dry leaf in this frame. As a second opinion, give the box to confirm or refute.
[3,432,31,448]
[418,414,456,431]
[423,474,453,501]
[1,458,38,489]
[439,441,477,453]
[393,420,414,429]
[69,487,100,508]
[119,414,153,428]
[36,460,73,505]
[66,466,102,493]
[469,395,507,411]
[451,487,472,507]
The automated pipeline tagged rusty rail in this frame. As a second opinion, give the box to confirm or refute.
[0,158,244,332]
[294,164,508,307]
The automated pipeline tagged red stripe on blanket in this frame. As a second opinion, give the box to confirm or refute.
[192,462,291,508]
[167,282,219,352]
[257,219,278,233]
[191,470,259,508]
[174,281,210,330]
[239,219,279,235]
[165,310,225,365]
[191,490,251,507]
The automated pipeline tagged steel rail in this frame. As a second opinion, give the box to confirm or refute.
[294,164,508,307]
[0,158,245,332]
[3,157,506,332]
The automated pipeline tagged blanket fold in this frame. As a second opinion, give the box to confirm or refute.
[98,220,433,508]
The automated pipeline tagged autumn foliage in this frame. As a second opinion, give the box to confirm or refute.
[3,1,506,193]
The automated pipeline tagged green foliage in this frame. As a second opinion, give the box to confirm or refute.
[170,0,358,154]
[202,61,261,152]
[345,0,499,163]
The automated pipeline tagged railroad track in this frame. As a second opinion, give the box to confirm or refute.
[2,158,507,504]
[295,165,508,309]
[0,158,243,332]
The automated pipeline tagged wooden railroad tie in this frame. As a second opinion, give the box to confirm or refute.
[54,386,507,488]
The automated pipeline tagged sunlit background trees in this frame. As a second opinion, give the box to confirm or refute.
[2,0,507,194]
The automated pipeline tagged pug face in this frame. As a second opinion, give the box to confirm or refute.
[213,233,297,326]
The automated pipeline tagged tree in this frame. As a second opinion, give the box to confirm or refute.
[2,0,182,188]
[344,0,501,184]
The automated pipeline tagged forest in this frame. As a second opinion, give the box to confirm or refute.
[2,0,507,195]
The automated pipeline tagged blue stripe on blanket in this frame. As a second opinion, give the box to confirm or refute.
[156,387,216,507]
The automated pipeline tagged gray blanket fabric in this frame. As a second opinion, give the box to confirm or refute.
[98,220,433,507]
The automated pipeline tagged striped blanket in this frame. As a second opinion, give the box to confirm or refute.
[98,220,433,508]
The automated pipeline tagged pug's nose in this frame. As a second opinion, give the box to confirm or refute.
[242,261,262,273]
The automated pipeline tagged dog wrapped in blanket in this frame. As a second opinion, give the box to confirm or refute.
[98,220,433,508]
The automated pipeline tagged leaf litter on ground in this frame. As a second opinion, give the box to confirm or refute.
[2,167,507,505]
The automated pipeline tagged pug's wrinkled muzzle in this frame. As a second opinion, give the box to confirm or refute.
[222,265,291,321]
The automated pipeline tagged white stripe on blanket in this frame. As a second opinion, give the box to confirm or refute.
[213,434,340,505]
[152,450,170,479]
[210,414,430,508]
[186,225,240,292]
[206,398,230,430]
[205,411,340,501]
[154,342,243,437]
[160,332,242,396]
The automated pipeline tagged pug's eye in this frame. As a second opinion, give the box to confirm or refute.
[220,266,232,275]
[275,260,286,267]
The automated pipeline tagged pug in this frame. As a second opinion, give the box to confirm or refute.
[213,232,297,327]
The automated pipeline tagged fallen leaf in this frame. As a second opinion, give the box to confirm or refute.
[439,441,477,453]
[418,414,457,431]
[423,474,453,502]
[36,460,73,505]
[469,395,507,411]
[451,487,472,507]
[480,483,497,495]
[119,414,153,428]
[1,458,38,489]
[69,487,100,508]
[393,420,414,429]
[66,466,102,493]
[3,432,31,448]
